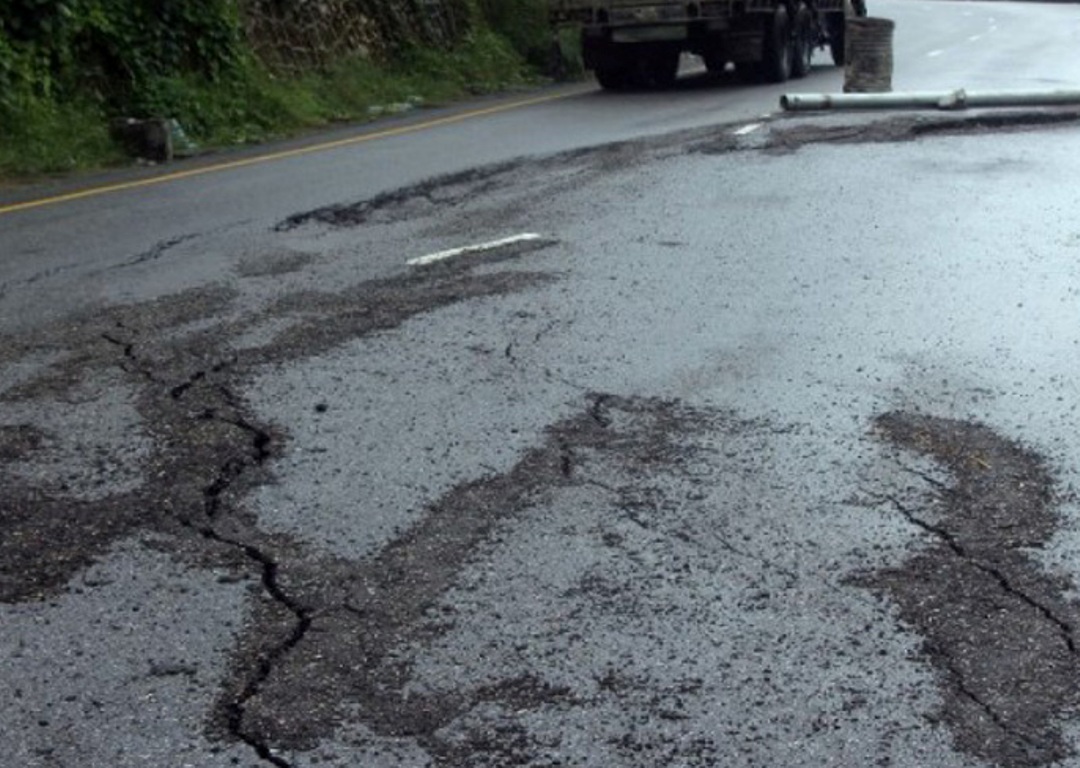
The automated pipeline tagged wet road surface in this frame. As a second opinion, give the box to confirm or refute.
[5,2,1080,766]
[4,0,1080,330]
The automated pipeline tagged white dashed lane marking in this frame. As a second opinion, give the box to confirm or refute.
[407,234,544,267]
[733,122,764,136]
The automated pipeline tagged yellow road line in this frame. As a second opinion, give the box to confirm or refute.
[0,88,584,217]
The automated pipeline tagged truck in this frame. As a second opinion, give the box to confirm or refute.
[549,0,859,90]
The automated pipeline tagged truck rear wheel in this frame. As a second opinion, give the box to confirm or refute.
[791,3,814,78]
[759,5,794,83]
[703,52,727,75]
[642,50,680,88]
[827,13,846,65]
[595,66,631,91]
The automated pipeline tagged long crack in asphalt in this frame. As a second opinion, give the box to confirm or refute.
[857,412,1080,767]
[0,246,557,766]
[220,393,729,762]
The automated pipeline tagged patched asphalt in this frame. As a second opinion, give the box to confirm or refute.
[4,108,1080,767]
[860,413,1080,766]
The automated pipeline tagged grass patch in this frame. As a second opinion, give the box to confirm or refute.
[0,97,125,178]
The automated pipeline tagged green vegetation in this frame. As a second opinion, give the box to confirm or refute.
[477,0,552,70]
[0,0,576,178]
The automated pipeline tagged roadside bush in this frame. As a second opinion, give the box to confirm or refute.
[0,24,119,174]
[397,27,527,97]
[0,95,118,175]
[0,0,566,176]
[0,0,244,107]
[475,0,552,69]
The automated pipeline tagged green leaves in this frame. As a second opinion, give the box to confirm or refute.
[0,0,245,109]
[475,0,551,68]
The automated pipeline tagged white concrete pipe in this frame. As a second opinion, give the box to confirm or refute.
[780,89,1080,112]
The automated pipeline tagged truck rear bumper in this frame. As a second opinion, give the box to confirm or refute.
[582,18,763,69]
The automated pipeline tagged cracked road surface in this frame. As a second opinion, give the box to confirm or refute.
[5,108,1080,766]
[862,413,1080,765]
[6,4,1080,760]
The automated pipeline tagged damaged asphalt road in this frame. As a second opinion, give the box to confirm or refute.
[862,413,1080,766]
[4,107,1080,767]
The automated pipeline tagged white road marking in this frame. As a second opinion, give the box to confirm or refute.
[407,233,544,266]
[927,49,945,58]
[734,122,764,136]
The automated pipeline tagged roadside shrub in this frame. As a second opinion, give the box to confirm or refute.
[475,0,553,71]
[0,93,118,175]
[0,0,566,176]
[397,27,526,96]
[475,0,583,80]
[0,0,245,109]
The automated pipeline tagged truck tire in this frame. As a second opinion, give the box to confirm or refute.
[595,66,631,91]
[643,50,680,88]
[759,5,794,83]
[703,52,727,75]
[827,13,846,65]
[791,3,814,78]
